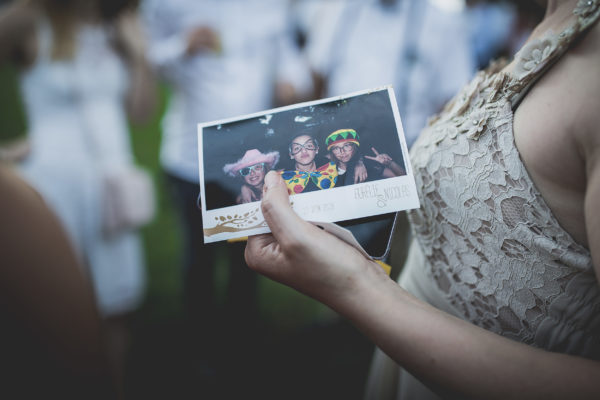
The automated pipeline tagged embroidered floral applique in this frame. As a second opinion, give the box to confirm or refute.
[513,30,559,81]
[574,0,599,18]
[575,0,600,29]
[413,0,600,150]
[457,106,488,139]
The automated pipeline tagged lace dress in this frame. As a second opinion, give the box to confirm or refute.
[366,2,600,399]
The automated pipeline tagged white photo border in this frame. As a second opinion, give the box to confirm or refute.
[197,86,420,243]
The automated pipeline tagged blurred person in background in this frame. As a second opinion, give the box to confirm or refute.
[141,0,314,387]
[297,0,475,148]
[295,0,476,289]
[467,0,545,70]
[0,0,156,395]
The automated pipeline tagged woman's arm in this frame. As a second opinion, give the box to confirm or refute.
[245,171,600,399]
[237,184,258,204]
[364,147,405,177]
[0,166,115,398]
[0,2,37,66]
[140,0,219,80]
[381,161,405,178]
[583,114,600,284]
[114,10,157,124]
[353,158,368,183]
[579,24,600,282]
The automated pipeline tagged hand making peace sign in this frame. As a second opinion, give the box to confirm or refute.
[364,147,393,166]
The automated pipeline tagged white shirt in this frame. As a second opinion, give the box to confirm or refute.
[142,0,313,182]
[299,0,475,147]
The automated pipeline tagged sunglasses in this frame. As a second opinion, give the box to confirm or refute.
[239,163,265,176]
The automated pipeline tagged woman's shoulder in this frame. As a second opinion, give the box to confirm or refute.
[513,14,600,248]
[317,161,336,171]
[572,15,600,145]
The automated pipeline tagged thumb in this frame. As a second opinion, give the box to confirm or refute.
[261,171,304,241]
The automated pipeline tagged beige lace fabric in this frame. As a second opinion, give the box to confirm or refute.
[406,0,600,359]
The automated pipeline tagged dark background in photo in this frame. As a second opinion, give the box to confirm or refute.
[201,89,406,211]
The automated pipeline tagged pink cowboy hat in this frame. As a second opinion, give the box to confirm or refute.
[223,149,280,177]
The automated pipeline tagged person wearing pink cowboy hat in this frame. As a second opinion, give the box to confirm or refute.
[223,149,280,203]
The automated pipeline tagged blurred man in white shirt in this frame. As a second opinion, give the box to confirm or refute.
[141,0,313,385]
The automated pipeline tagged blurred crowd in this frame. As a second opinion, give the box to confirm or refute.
[0,0,543,398]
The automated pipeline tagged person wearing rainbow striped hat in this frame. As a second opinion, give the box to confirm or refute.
[325,128,405,186]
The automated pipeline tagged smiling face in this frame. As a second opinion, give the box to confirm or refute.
[241,163,266,189]
[289,135,318,167]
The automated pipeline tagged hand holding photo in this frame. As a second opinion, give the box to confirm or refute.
[197,87,420,243]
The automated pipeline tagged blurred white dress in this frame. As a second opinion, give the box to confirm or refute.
[19,21,146,316]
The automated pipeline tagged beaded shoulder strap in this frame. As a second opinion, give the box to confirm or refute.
[509,0,600,108]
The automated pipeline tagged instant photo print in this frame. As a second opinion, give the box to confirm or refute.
[197,87,420,256]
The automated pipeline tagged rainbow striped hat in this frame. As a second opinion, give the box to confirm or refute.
[325,129,360,151]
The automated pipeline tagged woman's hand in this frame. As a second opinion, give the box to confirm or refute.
[365,147,405,177]
[238,184,258,204]
[244,175,600,400]
[114,10,148,62]
[114,11,157,124]
[185,25,221,56]
[353,158,368,183]
[245,171,387,306]
[0,137,31,163]
[0,1,37,67]
[364,147,393,166]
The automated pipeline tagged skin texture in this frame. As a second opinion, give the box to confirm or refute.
[243,163,266,190]
[237,163,267,204]
[245,1,600,397]
[329,142,368,183]
[364,147,405,177]
[330,142,404,181]
[238,183,258,203]
[289,135,318,171]
[185,25,221,56]
[0,166,114,398]
[330,142,357,166]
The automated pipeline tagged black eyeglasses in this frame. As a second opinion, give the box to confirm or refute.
[289,140,317,155]
[239,163,265,177]
[330,143,355,155]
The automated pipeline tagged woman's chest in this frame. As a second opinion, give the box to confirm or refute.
[512,53,588,246]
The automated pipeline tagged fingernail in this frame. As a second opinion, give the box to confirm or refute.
[263,171,279,192]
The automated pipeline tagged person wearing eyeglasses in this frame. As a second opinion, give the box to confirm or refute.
[223,149,280,204]
[280,134,338,194]
[326,129,405,187]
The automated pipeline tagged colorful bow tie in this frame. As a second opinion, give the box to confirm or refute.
[280,162,338,194]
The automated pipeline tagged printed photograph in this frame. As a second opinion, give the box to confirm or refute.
[198,87,419,243]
